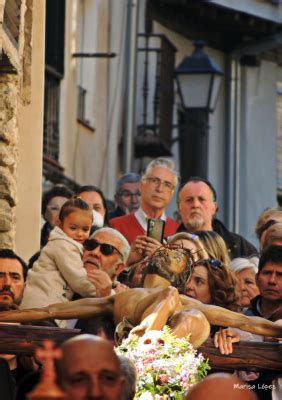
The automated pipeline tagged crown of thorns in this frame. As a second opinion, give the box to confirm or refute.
[141,243,199,293]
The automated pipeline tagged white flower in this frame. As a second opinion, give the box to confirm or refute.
[116,326,209,399]
[139,391,154,400]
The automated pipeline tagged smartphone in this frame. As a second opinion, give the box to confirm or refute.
[147,219,165,243]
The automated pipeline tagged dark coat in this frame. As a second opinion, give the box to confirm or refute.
[244,295,262,318]
[177,218,258,260]
[108,206,125,220]
[244,296,279,400]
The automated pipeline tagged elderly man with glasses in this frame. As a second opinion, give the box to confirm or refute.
[110,158,179,264]
[65,227,130,333]
[109,172,141,219]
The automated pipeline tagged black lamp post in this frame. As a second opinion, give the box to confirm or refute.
[175,41,223,183]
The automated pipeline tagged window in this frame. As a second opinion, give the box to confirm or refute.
[44,72,60,161]
[43,0,65,162]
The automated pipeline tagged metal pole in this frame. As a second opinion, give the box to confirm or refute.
[178,108,209,184]
[234,60,241,233]
[225,55,236,230]
[123,0,139,172]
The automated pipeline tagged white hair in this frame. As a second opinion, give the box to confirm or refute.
[230,257,259,275]
[142,158,179,186]
[91,227,130,262]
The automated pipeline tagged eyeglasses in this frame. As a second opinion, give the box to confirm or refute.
[144,177,175,192]
[83,239,123,260]
[194,258,222,270]
[119,190,141,198]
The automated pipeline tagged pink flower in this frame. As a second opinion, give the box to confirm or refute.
[157,374,169,384]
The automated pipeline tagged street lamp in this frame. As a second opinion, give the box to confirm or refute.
[175,41,223,182]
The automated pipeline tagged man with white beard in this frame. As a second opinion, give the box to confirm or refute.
[177,177,257,260]
[82,227,130,297]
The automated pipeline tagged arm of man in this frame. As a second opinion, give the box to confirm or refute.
[86,269,112,297]
[180,295,282,338]
[127,235,162,265]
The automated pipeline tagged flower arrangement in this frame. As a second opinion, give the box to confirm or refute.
[116,326,210,400]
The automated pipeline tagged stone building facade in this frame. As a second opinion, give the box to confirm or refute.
[0,0,45,258]
[0,74,18,248]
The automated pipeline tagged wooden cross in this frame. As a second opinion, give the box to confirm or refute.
[27,340,68,399]
[0,324,280,372]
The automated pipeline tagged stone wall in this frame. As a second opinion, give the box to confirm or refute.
[0,74,18,248]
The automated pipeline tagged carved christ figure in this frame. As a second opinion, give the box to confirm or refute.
[0,247,280,348]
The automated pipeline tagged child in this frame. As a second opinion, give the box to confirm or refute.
[20,198,96,327]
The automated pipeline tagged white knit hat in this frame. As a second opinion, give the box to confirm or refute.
[230,257,259,274]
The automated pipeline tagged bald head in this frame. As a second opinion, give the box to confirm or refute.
[184,373,257,400]
[58,334,124,400]
[62,333,113,347]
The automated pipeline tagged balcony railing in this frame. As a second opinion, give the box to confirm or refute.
[43,71,60,162]
[135,33,177,158]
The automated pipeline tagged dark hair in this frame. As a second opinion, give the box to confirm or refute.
[0,249,28,280]
[183,176,217,202]
[209,266,240,311]
[58,198,92,222]
[258,244,282,274]
[75,313,115,341]
[76,185,109,225]
[41,184,73,215]
[193,260,241,312]
[0,302,19,311]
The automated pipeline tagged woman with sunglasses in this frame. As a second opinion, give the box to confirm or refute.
[184,258,241,312]
[183,258,249,354]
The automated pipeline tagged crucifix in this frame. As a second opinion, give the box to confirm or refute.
[27,340,67,400]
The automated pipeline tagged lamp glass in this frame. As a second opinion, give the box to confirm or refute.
[209,74,222,111]
[178,74,211,109]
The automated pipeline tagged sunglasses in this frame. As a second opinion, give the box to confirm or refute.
[194,258,222,270]
[84,239,123,260]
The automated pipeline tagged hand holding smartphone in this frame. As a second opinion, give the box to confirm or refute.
[147,219,165,243]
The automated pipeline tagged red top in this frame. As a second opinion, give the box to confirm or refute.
[110,213,179,244]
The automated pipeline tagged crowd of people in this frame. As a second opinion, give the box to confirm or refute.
[0,157,281,399]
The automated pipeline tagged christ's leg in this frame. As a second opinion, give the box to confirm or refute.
[130,286,182,336]
[169,309,210,348]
